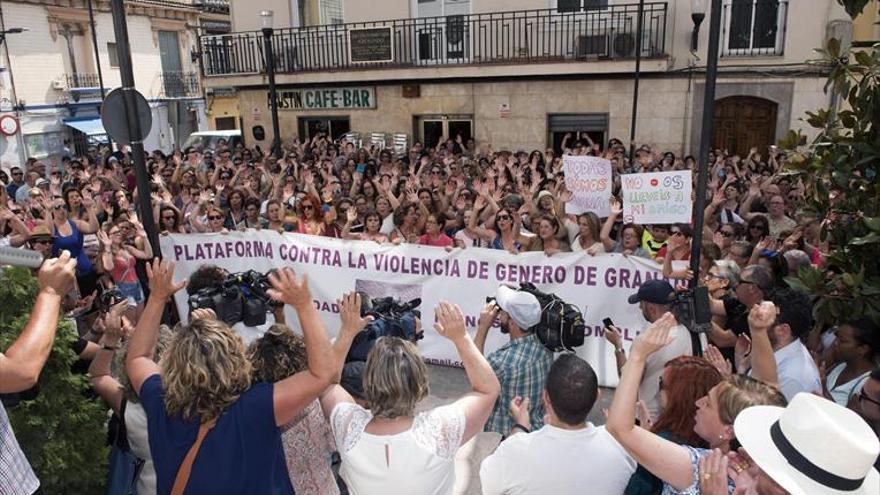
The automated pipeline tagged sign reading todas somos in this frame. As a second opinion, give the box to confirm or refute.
[161,231,667,387]
[562,156,613,217]
[621,170,693,224]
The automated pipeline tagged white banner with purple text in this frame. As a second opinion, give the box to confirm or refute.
[160,231,666,386]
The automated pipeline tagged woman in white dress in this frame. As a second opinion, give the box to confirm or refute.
[822,319,880,406]
[320,298,500,495]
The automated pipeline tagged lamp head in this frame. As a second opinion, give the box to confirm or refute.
[260,10,274,30]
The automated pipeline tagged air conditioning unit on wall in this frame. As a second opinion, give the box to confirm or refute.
[51,79,66,90]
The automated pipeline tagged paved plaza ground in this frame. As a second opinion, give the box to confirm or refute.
[421,365,614,495]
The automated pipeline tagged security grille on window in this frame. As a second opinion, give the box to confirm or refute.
[722,0,788,56]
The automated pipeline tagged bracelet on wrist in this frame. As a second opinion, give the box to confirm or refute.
[99,342,120,351]
[512,423,531,434]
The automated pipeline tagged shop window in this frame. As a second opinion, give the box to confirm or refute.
[547,113,608,153]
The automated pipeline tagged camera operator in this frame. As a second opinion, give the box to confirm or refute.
[474,285,553,435]
[186,264,283,345]
[624,280,707,418]
[0,251,77,494]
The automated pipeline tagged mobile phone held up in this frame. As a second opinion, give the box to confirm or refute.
[602,317,614,330]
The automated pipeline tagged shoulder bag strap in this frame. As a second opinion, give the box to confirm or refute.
[170,419,217,495]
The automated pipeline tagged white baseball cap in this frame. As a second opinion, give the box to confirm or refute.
[495,285,541,329]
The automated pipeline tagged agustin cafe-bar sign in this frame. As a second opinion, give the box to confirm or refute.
[268,87,376,110]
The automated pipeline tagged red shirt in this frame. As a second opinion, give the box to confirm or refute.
[418,233,454,247]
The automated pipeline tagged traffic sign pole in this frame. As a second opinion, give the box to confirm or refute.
[110,0,160,257]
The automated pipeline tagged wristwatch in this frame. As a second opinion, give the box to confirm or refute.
[100,342,120,351]
[615,347,625,355]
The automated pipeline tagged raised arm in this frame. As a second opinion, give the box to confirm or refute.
[600,198,622,252]
[319,292,373,418]
[126,259,187,395]
[0,252,77,393]
[744,301,779,386]
[88,301,129,415]
[269,269,336,427]
[605,313,696,492]
[435,302,501,445]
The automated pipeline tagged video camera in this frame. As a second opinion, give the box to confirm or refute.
[489,283,586,352]
[187,270,282,327]
[669,285,712,336]
[345,294,422,363]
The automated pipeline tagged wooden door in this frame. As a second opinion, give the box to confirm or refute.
[712,96,777,158]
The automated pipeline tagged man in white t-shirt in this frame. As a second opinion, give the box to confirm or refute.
[479,354,636,494]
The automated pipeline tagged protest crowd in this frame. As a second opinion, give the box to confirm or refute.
[1,131,879,495]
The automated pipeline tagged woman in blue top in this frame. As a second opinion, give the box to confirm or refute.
[126,260,338,495]
[50,196,99,295]
[465,191,531,254]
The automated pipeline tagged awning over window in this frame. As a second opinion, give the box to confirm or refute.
[63,117,106,136]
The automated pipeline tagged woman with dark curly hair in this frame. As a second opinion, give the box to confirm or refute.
[248,325,339,495]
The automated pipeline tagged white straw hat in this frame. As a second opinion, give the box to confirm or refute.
[734,393,879,495]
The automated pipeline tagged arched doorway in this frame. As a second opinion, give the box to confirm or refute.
[713,96,778,158]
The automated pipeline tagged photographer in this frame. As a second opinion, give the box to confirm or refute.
[0,251,77,494]
[474,285,553,435]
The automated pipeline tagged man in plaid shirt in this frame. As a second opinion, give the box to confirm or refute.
[0,252,77,495]
[475,285,554,435]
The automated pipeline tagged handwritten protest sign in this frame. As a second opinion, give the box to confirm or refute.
[562,155,612,217]
[161,232,665,387]
[621,170,692,224]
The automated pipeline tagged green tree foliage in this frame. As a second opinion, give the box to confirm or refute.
[0,267,108,494]
[780,3,879,326]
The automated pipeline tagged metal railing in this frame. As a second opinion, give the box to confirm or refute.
[66,73,102,88]
[161,71,200,97]
[199,3,668,77]
[721,0,787,57]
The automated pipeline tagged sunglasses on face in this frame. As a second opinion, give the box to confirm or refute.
[859,390,880,408]
[670,231,683,236]
[750,225,765,231]
[496,215,511,221]
[719,231,734,237]
[302,204,314,210]
[162,215,176,221]
[208,215,223,221]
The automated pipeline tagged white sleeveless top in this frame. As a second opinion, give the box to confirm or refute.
[826,363,871,407]
[330,402,465,495]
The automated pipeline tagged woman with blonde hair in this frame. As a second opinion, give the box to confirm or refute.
[126,260,336,495]
[607,308,787,494]
[319,299,501,495]
[247,324,339,495]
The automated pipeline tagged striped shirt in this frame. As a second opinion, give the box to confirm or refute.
[484,334,554,434]
[0,401,39,495]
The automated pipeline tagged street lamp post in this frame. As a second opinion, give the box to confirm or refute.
[261,10,281,158]
[689,0,722,286]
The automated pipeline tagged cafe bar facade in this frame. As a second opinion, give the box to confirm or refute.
[200,0,849,157]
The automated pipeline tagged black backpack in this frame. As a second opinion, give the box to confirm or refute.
[518,283,586,352]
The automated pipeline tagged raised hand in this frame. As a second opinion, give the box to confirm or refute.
[630,312,677,359]
[705,344,733,376]
[699,449,731,495]
[604,324,624,351]
[337,292,373,337]
[609,197,623,216]
[433,301,468,342]
[190,308,217,321]
[747,301,778,333]
[509,396,530,426]
[267,268,311,308]
[37,250,77,297]
[477,301,500,330]
[346,208,358,224]
[145,258,187,301]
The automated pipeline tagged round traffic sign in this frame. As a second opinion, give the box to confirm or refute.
[100,87,152,145]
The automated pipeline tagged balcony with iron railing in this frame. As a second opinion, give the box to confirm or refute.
[161,71,201,97]
[199,3,668,78]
